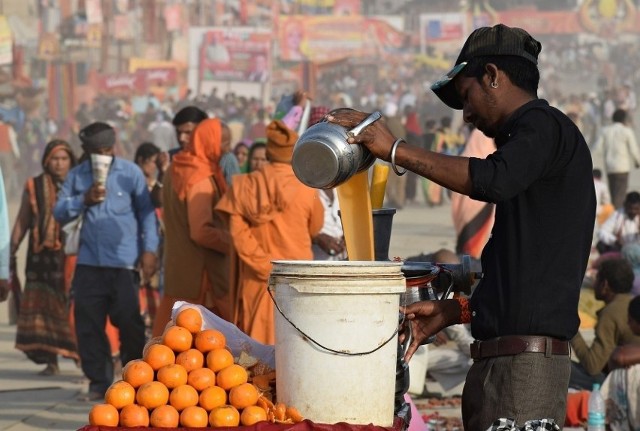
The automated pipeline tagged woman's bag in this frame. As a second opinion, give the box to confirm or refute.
[62,214,83,255]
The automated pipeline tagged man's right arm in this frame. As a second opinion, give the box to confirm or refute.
[53,170,86,224]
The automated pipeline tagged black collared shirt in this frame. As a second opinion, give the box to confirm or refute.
[468,99,596,341]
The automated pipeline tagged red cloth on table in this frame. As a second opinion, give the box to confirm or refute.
[78,417,404,431]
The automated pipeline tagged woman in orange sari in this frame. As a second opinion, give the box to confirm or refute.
[450,128,496,258]
[151,118,231,337]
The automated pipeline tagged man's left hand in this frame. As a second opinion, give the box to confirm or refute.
[139,252,157,282]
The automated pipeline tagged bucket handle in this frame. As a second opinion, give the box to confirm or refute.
[268,286,398,356]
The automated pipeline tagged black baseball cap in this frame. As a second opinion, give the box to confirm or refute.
[431,24,542,110]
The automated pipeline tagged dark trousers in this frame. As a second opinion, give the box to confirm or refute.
[72,265,145,395]
[462,353,571,430]
[608,172,629,209]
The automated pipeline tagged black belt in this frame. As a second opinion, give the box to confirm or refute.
[470,335,570,360]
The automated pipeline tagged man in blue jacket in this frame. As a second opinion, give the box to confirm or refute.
[54,122,159,401]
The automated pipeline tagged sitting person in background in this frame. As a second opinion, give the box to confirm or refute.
[427,323,474,396]
[621,242,640,297]
[570,258,640,390]
[596,191,640,255]
[593,168,614,227]
[601,295,640,431]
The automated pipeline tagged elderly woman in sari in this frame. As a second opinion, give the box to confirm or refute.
[151,118,231,336]
[11,139,79,375]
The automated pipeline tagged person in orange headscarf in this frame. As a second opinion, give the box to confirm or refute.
[11,139,80,375]
[151,118,231,337]
[450,128,496,258]
[216,120,324,344]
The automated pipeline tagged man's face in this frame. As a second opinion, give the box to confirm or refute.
[175,122,199,149]
[624,202,640,219]
[455,74,501,138]
[593,274,607,301]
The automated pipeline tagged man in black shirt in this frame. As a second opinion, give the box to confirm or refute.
[328,24,595,429]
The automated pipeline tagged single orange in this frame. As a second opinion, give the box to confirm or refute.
[157,363,188,389]
[88,403,119,426]
[240,405,268,426]
[229,382,260,409]
[206,348,234,372]
[175,307,203,334]
[187,367,216,391]
[175,348,204,372]
[169,384,200,411]
[136,381,170,410]
[180,405,209,427]
[122,359,154,388]
[104,380,135,409]
[209,404,240,427]
[143,343,176,371]
[216,364,248,390]
[194,329,226,352]
[149,404,180,428]
[119,403,149,427]
[142,336,162,357]
[199,386,227,411]
[163,325,194,352]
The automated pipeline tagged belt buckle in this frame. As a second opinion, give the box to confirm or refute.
[545,337,552,358]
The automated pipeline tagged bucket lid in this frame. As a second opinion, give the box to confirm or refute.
[271,260,403,276]
[269,260,406,294]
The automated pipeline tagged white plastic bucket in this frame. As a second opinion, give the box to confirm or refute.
[269,260,406,426]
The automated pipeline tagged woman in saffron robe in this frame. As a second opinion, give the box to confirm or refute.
[216,120,324,344]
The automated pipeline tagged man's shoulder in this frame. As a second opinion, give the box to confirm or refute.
[113,157,142,173]
[69,160,91,176]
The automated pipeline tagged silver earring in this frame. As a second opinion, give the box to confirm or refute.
[490,81,498,88]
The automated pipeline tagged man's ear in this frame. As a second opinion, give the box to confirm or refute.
[484,63,500,86]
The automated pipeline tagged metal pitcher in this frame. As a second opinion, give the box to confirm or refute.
[291,111,382,189]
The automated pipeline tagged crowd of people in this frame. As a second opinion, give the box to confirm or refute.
[2,21,640,429]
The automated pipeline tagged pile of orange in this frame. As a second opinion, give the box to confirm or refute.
[89,307,303,428]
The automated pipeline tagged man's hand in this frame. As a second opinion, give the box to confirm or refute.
[157,152,170,175]
[313,233,345,257]
[326,108,397,161]
[400,299,462,362]
[139,251,157,282]
[293,90,311,107]
[84,184,106,206]
[0,279,9,302]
